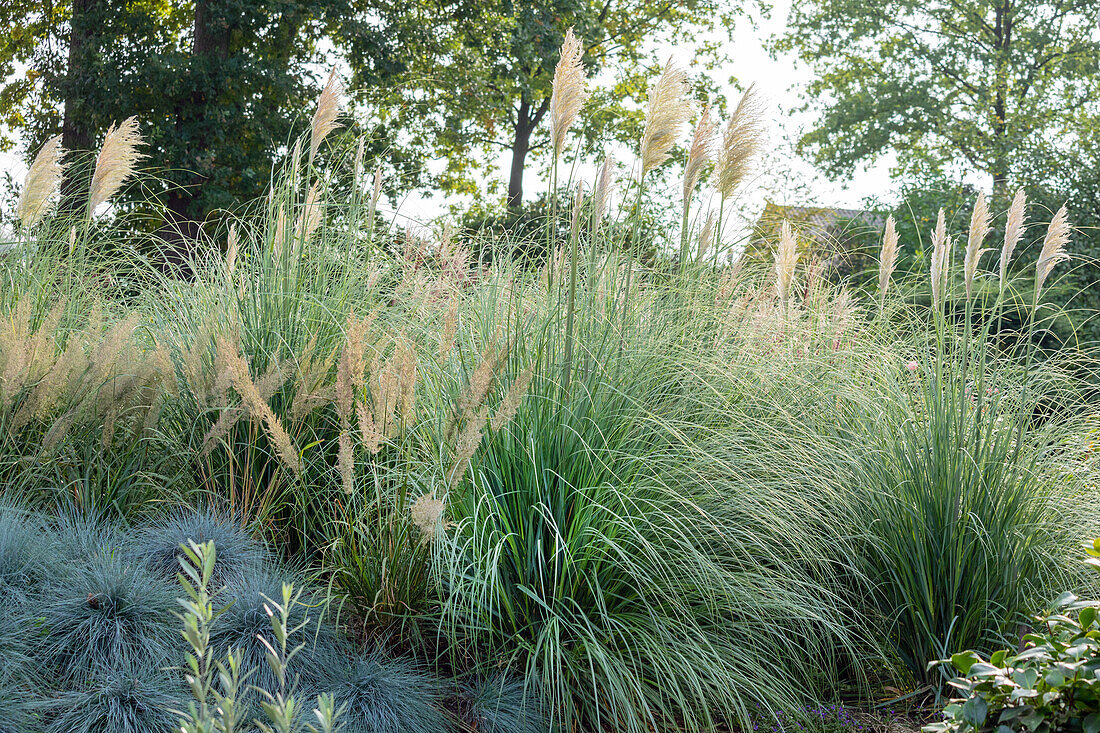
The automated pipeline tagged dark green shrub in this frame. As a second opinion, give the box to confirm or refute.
[925,539,1100,733]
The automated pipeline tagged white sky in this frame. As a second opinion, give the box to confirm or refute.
[1,0,901,225]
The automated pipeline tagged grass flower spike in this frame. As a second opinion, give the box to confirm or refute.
[878,215,899,302]
[640,58,691,176]
[683,104,715,208]
[716,85,766,201]
[775,220,799,304]
[549,28,587,158]
[593,154,615,225]
[88,117,145,215]
[16,134,65,228]
[963,192,991,298]
[1000,189,1027,290]
[310,67,344,165]
[1035,203,1071,297]
[930,208,951,310]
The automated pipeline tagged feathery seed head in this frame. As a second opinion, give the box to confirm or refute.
[593,154,615,225]
[1000,189,1027,288]
[310,67,344,165]
[683,104,715,206]
[930,208,951,310]
[640,58,692,176]
[296,182,323,244]
[226,224,238,276]
[88,117,145,215]
[410,493,445,538]
[774,220,799,304]
[878,215,899,301]
[549,28,588,158]
[1036,204,1071,296]
[491,366,534,433]
[16,134,65,228]
[716,85,766,200]
[964,192,991,298]
[697,208,717,262]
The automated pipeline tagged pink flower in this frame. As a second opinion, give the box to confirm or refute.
[906,360,919,372]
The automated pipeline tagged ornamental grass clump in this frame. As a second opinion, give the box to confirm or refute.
[38,554,179,681]
[128,509,268,584]
[328,656,450,733]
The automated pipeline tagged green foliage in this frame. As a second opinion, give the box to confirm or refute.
[925,540,1100,733]
[777,0,1100,192]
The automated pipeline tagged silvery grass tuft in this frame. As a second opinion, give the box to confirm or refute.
[309,67,344,166]
[878,214,899,304]
[16,133,65,229]
[88,116,145,216]
[639,58,691,176]
[549,27,587,159]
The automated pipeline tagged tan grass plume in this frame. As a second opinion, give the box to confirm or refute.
[878,215,899,302]
[697,208,717,261]
[1000,189,1027,289]
[549,28,588,158]
[593,154,615,225]
[716,85,766,201]
[683,104,715,209]
[640,58,692,176]
[16,134,65,228]
[310,67,344,165]
[774,220,799,304]
[963,192,991,298]
[1036,204,1071,296]
[88,117,145,215]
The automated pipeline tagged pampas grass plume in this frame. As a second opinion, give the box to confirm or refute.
[593,154,615,225]
[774,220,798,304]
[1000,189,1027,289]
[716,85,765,201]
[310,67,344,165]
[88,117,145,215]
[697,208,717,261]
[683,104,715,207]
[640,58,692,176]
[16,134,65,228]
[1036,203,1071,296]
[963,192,991,298]
[549,28,588,158]
[930,208,951,310]
[878,215,898,302]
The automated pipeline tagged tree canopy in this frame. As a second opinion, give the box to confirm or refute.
[776,0,1100,194]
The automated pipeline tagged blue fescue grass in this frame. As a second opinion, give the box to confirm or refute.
[38,554,179,681]
[211,567,345,699]
[127,509,267,584]
[45,664,183,733]
[464,675,550,733]
[0,503,54,606]
[49,511,123,564]
[330,655,451,733]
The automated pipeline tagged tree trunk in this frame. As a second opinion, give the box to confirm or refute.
[59,0,101,214]
[991,0,1012,198]
[507,99,533,210]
